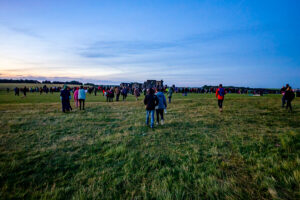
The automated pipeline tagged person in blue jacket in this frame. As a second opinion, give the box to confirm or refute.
[155,88,167,125]
[78,86,86,110]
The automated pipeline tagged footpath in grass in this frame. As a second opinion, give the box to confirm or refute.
[0,92,299,199]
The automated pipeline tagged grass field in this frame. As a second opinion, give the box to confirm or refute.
[0,91,299,199]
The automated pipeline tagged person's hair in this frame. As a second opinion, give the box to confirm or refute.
[80,86,83,89]
[157,87,161,92]
[219,84,222,87]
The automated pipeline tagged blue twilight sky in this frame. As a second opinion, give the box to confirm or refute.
[0,0,299,87]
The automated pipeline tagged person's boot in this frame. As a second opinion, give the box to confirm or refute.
[161,120,164,125]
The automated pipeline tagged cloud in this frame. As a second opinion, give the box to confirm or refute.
[9,26,43,39]
[78,40,178,58]
[0,23,44,39]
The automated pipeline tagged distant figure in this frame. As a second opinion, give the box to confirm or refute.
[115,87,120,101]
[14,87,19,96]
[184,88,188,96]
[23,86,27,97]
[6,88,9,93]
[280,85,287,108]
[285,86,295,112]
[78,86,86,110]
[167,86,174,103]
[60,85,72,112]
[94,87,97,96]
[121,87,128,101]
[74,87,79,108]
[216,84,225,112]
[108,87,114,102]
[155,88,167,125]
[144,88,159,129]
[134,88,140,100]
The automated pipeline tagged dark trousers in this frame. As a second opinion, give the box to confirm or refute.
[79,99,85,110]
[286,100,292,111]
[282,96,286,108]
[116,93,120,101]
[218,99,223,108]
[156,109,164,122]
[62,100,72,112]
[168,96,172,103]
[122,94,127,101]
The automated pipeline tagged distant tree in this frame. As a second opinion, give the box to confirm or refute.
[0,79,40,84]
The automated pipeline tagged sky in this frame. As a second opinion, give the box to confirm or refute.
[0,0,300,88]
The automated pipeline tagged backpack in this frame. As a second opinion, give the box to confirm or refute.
[218,88,225,96]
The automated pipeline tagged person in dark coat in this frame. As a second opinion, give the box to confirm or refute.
[60,85,72,112]
[144,88,159,128]
[285,86,295,112]
[23,86,27,97]
[121,87,128,101]
[14,87,19,96]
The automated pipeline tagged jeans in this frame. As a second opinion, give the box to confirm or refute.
[168,96,172,103]
[146,110,155,128]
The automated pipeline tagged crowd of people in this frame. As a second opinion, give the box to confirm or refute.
[8,83,297,128]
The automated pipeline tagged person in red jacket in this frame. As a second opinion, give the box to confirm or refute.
[216,84,225,112]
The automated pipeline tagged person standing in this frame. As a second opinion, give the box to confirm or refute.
[115,87,120,101]
[134,88,140,100]
[60,85,72,112]
[280,85,287,108]
[122,87,128,101]
[155,88,167,125]
[74,87,79,108]
[144,88,159,129]
[94,87,97,96]
[78,86,86,110]
[285,86,295,112]
[216,84,226,112]
[23,86,27,97]
[14,87,19,96]
[167,86,174,103]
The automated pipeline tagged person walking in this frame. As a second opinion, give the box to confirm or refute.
[216,84,226,112]
[60,85,72,112]
[74,87,79,108]
[78,86,86,110]
[155,88,167,125]
[144,88,159,129]
[285,86,295,112]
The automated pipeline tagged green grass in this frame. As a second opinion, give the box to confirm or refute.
[0,91,299,199]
